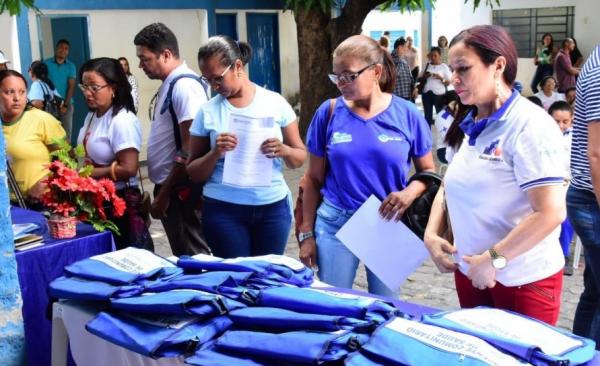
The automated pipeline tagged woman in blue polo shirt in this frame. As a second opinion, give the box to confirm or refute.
[187,36,306,258]
[424,25,567,325]
[297,35,435,297]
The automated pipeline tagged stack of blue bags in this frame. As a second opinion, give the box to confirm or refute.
[49,248,597,365]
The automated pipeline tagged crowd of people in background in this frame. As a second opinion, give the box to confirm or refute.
[2,21,600,350]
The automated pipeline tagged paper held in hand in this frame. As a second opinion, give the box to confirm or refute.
[335,195,429,291]
[222,114,275,187]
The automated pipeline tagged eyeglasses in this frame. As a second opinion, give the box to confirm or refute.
[328,63,375,85]
[78,84,110,93]
[200,64,233,85]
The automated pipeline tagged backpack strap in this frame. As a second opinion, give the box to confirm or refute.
[159,74,209,151]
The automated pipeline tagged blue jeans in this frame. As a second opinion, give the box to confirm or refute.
[202,196,292,258]
[567,187,600,348]
[315,199,399,298]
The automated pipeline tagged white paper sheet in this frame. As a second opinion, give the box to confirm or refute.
[222,114,274,187]
[335,195,429,291]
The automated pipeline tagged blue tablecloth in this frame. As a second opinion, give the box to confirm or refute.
[13,207,115,366]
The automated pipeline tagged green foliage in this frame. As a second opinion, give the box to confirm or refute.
[0,0,39,16]
[466,0,501,11]
[49,138,90,176]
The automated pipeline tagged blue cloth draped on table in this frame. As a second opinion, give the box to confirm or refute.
[13,206,115,366]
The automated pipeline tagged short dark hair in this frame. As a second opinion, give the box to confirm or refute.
[539,75,557,89]
[430,46,442,55]
[56,39,70,48]
[393,37,407,50]
[134,23,180,58]
[30,60,55,90]
[527,95,543,108]
[450,25,518,86]
[548,100,573,116]
[198,35,253,67]
[562,38,574,49]
[565,86,576,94]
[79,57,135,116]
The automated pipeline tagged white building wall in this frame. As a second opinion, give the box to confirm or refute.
[27,9,210,160]
[430,0,600,95]
[0,14,21,72]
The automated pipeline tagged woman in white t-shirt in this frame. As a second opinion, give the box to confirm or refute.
[424,25,566,325]
[420,47,452,125]
[534,75,565,111]
[77,57,153,251]
[187,36,306,259]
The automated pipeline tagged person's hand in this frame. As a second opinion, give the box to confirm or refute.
[59,104,68,115]
[27,179,47,203]
[213,133,238,156]
[424,233,458,273]
[150,192,170,220]
[463,252,497,290]
[379,190,416,221]
[299,237,318,270]
[412,88,418,100]
[261,138,288,159]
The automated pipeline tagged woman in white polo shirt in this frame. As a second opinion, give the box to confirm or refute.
[424,25,567,325]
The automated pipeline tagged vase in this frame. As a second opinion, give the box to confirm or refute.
[47,215,77,239]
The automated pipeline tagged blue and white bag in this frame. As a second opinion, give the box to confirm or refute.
[422,307,596,366]
[346,317,530,366]
[178,254,314,287]
[64,248,181,285]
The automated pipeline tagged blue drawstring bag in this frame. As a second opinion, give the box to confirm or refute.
[178,254,314,287]
[64,247,181,285]
[214,329,368,364]
[346,316,530,366]
[110,289,245,317]
[422,307,596,366]
[257,286,400,323]
[48,275,143,301]
[228,306,373,333]
[85,311,231,359]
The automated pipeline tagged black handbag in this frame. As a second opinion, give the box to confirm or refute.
[416,63,430,95]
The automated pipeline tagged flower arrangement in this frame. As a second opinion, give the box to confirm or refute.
[41,139,126,234]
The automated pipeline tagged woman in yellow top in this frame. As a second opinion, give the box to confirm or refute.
[0,70,66,209]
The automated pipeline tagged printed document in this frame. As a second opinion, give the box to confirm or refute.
[223,114,274,187]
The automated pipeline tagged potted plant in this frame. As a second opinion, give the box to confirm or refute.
[41,139,126,238]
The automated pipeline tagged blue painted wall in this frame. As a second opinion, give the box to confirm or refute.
[17,0,286,80]
[0,133,25,366]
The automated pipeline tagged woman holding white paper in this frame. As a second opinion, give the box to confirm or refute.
[187,36,306,259]
[423,25,566,325]
[298,35,435,297]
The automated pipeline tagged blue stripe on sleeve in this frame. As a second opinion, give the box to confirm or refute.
[519,177,565,191]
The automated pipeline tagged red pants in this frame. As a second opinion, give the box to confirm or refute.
[454,269,563,325]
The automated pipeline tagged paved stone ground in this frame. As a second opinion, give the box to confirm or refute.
[143,162,584,331]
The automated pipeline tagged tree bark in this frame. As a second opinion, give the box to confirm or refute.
[293,0,387,137]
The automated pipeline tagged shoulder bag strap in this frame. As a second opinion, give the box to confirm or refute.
[323,98,336,174]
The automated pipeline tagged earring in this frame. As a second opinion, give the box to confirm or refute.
[112,92,115,99]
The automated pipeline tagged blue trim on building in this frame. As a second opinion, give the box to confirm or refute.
[426,0,433,48]
[16,4,32,77]
[32,0,285,10]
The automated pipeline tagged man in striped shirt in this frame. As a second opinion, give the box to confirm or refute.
[568,44,600,347]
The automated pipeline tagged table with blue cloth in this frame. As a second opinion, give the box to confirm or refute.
[13,206,115,366]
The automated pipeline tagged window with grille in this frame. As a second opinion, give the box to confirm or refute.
[492,6,574,58]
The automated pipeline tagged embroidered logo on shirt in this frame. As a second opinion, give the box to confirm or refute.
[331,132,353,144]
[378,134,404,143]
[479,139,504,162]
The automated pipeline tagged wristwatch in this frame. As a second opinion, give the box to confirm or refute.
[488,247,507,270]
[298,231,314,243]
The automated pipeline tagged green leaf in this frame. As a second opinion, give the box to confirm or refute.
[78,164,93,177]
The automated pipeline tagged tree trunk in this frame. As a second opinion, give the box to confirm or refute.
[293,0,386,138]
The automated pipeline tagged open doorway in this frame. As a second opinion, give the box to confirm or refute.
[36,15,90,145]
